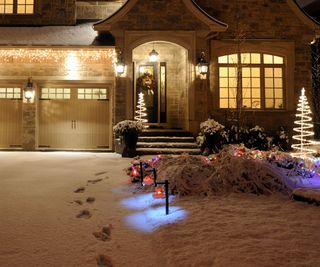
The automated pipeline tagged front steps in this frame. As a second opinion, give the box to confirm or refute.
[136,129,201,155]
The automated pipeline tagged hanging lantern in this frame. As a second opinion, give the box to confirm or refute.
[197,51,209,75]
[24,77,35,102]
[149,48,159,62]
[143,175,154,186]
[116,50,125,74]
[153,185,165,199]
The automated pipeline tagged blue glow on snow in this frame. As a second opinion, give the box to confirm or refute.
[120,192,175,211]
[124,206,188,232]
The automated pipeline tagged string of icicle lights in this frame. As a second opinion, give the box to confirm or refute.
[0,48,116,64]
[291,87,317,157]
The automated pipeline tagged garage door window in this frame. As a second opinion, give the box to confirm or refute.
[0,87,21,99]
[78,88,108,100]
[41,88,71,99]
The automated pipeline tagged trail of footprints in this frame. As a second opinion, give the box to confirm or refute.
[73,172,113,267]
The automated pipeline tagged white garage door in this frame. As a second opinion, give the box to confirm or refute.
[39,87,111,150]
[0,87,22,148]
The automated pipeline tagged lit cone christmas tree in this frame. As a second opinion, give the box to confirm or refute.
[134,92,148,128]
[291,87,316,157]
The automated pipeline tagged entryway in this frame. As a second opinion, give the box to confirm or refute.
[132,41,188,129]
[39,86,111,150]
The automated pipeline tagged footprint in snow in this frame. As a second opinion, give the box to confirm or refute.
[87,178,103,185]
[93,225,112,241]
[86,197,95,204]
[95,171,107,176]
[74,187,85,193]
[74,200,83,205]
[76,209,92,219]
[96,254,113,267]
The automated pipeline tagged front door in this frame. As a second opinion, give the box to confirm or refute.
[135,62,167,124]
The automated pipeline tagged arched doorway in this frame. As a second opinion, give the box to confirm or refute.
[132,41,188,130]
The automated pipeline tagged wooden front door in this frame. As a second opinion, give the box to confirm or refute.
[39,87,110,149]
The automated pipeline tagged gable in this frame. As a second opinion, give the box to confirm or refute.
[93,0,227,33]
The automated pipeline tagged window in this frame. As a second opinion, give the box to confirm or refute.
[0,0,34,14]
[218,53,284,109]
[78,88,108,100]
[41,88,71,100]
[0,87,21,99]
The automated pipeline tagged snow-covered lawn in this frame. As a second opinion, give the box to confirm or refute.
[0,152,319,267]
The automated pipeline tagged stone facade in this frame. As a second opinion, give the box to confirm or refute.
[76,1,124,20]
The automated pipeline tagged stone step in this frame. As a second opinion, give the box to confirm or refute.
[138,136,195,143]
[137,142,198,148]
[136,147,201,155]
[141,129,192,137]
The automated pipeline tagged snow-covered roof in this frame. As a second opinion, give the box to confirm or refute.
[0,23,98,46]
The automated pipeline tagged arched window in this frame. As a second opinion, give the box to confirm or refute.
[218,52,285,109]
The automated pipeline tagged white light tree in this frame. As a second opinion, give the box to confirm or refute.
[291,87,317,157]
[134,92,148,127]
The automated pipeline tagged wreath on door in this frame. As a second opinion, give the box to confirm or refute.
[136,72,155,96]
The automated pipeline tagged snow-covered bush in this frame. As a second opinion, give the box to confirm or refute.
[270,126,289,151]
[113,120,144,136]
[197,119,228,154]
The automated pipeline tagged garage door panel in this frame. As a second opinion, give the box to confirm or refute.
[39,87,110,149]
[0,99,22,148]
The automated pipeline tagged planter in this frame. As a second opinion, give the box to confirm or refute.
[121,132,139,157]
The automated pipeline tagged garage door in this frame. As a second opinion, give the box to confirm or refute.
[39,87,111,149]
[0,87,22,148]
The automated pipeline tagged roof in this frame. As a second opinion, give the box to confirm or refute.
[0,23,98,46]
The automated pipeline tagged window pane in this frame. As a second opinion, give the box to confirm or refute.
[5,5,13,13]
[265,78,274,87]
[265,89,274,98]
[275,89,283,98]
[229,88,237,97]
[251,68,260,77]
[26,5,33,14]
[243,99,251,108]
[252,89,260,98]
[0,6,4,13]
[264,68,273,77]
[274,68,282,77]
[229,77,237,87]
[251,53,261,64]
[218,55,228,64]
[251,78,260,87]
[275,99,283,109]
[220,88,228,97]
[17,6,25,13]
[229,54,238,64]
[252,100,261,108]
[228,67,237,77]
[219,67,228,77]
[220,99,228,108]
[219,78,228,87]
[274,78,282,88]
[274,56,283,64]
[242,89,251,98]
[241,53,251,64]
[263,54,273,64]
[242,78,251,87]
[266,99,274,108]
[229,98,237,108]
[242,68,251,77]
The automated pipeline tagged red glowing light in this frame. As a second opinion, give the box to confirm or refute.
[143,175,153,186]
[153,186,165,198]
[131,168,138,177]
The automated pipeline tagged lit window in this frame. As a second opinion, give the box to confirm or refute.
[77,88,108,100]
[41,88,70,100]
[218,53,284,109]
[0,0,34,14]
[0,87,21,99]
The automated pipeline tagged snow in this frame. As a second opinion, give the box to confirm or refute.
[0,23,97,46]
[0,152,320,267]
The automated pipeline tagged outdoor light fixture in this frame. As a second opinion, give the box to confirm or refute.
[197,51,209,75]
[149,43,159,62]
[24,77,34,102]
[116,50,125,74]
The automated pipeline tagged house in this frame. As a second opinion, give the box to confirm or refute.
[0,0,319,151]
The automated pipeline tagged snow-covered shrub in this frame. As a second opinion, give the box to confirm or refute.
[113,120,144,136]
[244,125,268,150]
[197,119,228,154]
[269,127,289,151]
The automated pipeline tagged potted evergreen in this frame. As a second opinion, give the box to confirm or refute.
[113,120,144,157]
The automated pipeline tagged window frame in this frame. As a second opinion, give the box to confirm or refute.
[211,40,295,112]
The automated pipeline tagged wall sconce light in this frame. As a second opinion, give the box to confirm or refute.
[197,51,209,75]
[116,50,125,74]
[24,77,34,102]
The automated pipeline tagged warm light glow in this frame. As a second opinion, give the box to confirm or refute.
[116,62,125,74]
[143,175,154,186]
[153,186,165,199]
[134,92,148,126]
[131,167,138,177]
[24,90,34,100]
[291,87,317,157]
[149,49,159,62]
